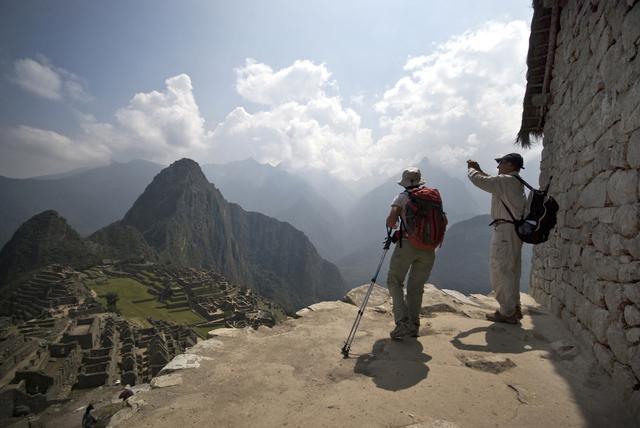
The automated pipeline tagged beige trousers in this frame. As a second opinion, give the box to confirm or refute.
[490,223,522,317]
[386,240,435,325]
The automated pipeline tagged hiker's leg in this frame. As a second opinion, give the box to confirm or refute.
[490,225,518,317]
[387,243,412,323]
[406,245,435,325]
[508,226,523,309]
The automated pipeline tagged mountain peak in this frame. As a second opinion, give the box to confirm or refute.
[121,158,220,234]
[158,158,209,186]
[0,210,97,281]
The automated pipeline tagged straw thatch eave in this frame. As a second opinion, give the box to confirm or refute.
[516,0,563,147]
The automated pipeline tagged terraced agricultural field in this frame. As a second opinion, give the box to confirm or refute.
[89,277,205,328]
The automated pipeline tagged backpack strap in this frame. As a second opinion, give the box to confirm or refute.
[513,174,555,195]
[396,218,405,248]
[512,174,535,191]
[488,199,518,226]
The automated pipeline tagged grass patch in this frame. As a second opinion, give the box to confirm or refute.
[89,277,205,328]
[192,326,213,339]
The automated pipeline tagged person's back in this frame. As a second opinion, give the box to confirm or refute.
[385,167,445,339]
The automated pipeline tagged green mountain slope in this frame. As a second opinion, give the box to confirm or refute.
[0,210,99,283]
[116,158,347,311]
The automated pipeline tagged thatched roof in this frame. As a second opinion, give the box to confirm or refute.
[516,0,563,147]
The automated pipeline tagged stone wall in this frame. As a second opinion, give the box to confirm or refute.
[530,0,640,412]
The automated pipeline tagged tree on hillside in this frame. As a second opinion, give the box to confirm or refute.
[106,292,119,312]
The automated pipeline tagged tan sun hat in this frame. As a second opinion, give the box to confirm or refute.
[398,167,425,187]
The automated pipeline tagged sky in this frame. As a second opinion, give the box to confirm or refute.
[0,0,540,181]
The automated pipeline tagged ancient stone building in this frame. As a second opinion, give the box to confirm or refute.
[61,316,101,350]
[519,0,640,412]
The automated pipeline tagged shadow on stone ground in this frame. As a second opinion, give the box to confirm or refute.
[450,322,550,354]
[354,338,432,391]
[450,310,633,428]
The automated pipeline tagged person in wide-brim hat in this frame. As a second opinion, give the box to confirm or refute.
[397,167,426,188]
[386,166,442,339]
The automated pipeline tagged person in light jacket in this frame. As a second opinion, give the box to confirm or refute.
[467,153,527,324]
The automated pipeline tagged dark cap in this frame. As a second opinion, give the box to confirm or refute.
[495,153,524,169]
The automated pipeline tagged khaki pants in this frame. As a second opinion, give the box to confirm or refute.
[490,224,522,317]
[386,240,435,325]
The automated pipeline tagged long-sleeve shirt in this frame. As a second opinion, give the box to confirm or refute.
[467,168,527,221]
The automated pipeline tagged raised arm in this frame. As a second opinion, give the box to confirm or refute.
[467,167,501,193]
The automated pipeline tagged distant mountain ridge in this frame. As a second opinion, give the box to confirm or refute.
[0,159,164,247]
[0,160,347,312]
[429,214,532,293]
[2,157,528,300]
[336,158,481,288]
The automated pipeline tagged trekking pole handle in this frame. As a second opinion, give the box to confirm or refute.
[383,226,393,250]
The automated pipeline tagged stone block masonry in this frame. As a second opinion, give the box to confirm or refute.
[530,0,640,417]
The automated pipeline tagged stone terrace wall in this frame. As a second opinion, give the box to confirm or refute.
[530,0,640,408]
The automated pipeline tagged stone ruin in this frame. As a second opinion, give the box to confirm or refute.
[0,265,200,421]
[0,311,197,420]
[0,257,283,422]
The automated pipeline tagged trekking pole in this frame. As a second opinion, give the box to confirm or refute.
[341,227,394,359]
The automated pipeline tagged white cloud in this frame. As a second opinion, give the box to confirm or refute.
[213,21,532,181]
[114,74,212,162]
[0,125,110,177]
[3,19,535,181]
[212,60,375,180]
[235,59,334,106]
[13,56,90,102]
[1,73,213,177]
[350,94,365,107]
[375,20,531,169]
[13,58,61,100]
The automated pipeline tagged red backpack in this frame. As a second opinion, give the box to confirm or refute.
[402,187,448,250]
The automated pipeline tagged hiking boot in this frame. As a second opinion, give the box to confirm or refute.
[516,304,523,320]
[486,310,519,325]
[407,322,420,337]
[390,321,411,340]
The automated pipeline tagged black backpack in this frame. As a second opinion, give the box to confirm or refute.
[493,175,559,244]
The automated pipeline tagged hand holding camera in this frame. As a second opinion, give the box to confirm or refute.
[467,159,480,170]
